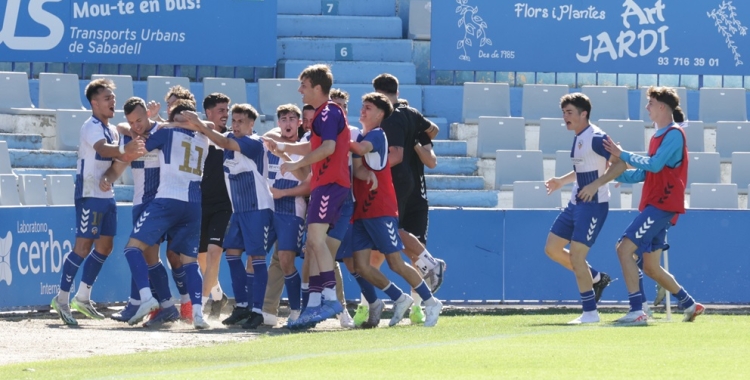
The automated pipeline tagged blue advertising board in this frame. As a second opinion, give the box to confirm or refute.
[432,0,750,75]
[0,0,277,66]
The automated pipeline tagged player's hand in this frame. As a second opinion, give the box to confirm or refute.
[366,170,378,191]
[265,138,279,152]
[123,137,146,156]
[577,183,598,203]
[603,135,623,158]
[99,176,112,192]
[545,177,563,195]
[280,160,299,175]
[180,110,201,124]
[270,187,285,199]
[147,101,161,118]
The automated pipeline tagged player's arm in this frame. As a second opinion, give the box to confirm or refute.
[352,157,377,191]
[98,160,129,192]
[280,140,334,175]
[179,111,242,152]
[577,156,628,202]
[415,110,439,140]
[271,176,311,199]
[147,101,165,122]
[349,140,374,156]
[616,168,646,184]
[604,132,684,173]
[545,170,576,194]
[92,137,144,159]
[415,133,437,169]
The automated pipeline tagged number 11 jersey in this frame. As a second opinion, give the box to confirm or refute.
[145,127,208,203]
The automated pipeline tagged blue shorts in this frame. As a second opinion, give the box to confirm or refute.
[224,209,274,256]
[550,201,609,248]
[335,222,353,261]
[328,201,354,242]
[621,205,673,255]
[273,213,304,253]
[75,197,117,239]
[131,198,201,257]
[352,216,404,255]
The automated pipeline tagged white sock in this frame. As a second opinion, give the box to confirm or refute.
[160,299,175,308]
[201,296,209,305]
[423,296,438,306]
[308,292,322,308]
[192,304,202,318]
[180,294,190,304]
[75,282,92,301]
[411,290,423,306]
[359,293,368,307]
[128,297,141,306]
[415,250,438,273]
[236,302,248,308]
[210,283,223,300]
[57,291,70,305]
[322,287,337,302]
[138,288,153,302]
[592,273,601,283]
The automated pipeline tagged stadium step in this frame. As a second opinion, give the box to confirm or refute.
[430,118,450,140]
[432,140,467,157]
[278,60,416,85]
[115,185,134,203]
[425,157,478,176]
[0,133,43,150]
[427,190,499,208]
[278,38,413,62]
[8,149,76,168]
[425,175,485,190]
[277,15,402,39]
[13,168,77,177]
[278,0,397,17]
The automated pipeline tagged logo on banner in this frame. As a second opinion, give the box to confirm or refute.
[0,0,64,50]
[455,0,494,61]
[0,232,12,285]
[708,1,747,66]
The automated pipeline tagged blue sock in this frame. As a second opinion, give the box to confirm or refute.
[226,255,248,306]
[172,267,187,296]
[251,260,268,312]
[285,271,302,311]
[148,262,172,304]
[129,277,140,301]
[581,290,596,312]
[124,247,149,291]
[246,273,255,310]
[80,250,107,287]
[60,252,84,292]
[183,262,203,306]
[635,256,647,303]
[628,292,643,312]
[588,265,599,280]
[674,287,695,309]
[301,285,309,312]
[414,280,434,302]
[382,282,404,302]
[353,273,378,304]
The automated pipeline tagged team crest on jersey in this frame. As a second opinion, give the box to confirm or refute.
[91,227,98,236]
[578,141,583,150]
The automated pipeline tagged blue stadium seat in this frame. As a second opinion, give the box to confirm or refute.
[278,60,416,85]
[699,88,747,125]
[277,15,402,38]
[277,0,397,16]
[203,77,248,106]
[715,121,750,161]
[146,76,190,119]
[690,183,738,209]
[680,121,704,152]
[522,84,569,124]
[730,152,750,191]
[0,174,20,206]
[581,86,629,120]
[538,118,572,158]
[46,174,75,206]
[18,174,46,206]
[91,74,134,104]
[258,79,303,121]
[512,181,561,209]
[596,119,645,152]
[477,117,525,158]
[462,83,510,124]
[639,87,688,124]
[39,73,85,110]
[687,152,720,187]
[408,0,431,40]
[495,150,543,190]
[55,110,91,151]
[0,142,11,174]
[0,71,34,110]
[277,38,413,62]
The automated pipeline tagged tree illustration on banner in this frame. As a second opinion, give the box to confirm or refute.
[708,1,747,67]
[455,0,492,62]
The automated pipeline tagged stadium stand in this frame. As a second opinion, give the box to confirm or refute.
[476,117,525,158]
[581,86,629,120]
[715,121,750,161]
[538,118,572,158]
[512,181,561,209]
[55,110,90,151]
[0,174,21,206]
[699,88,747,126]
[555,150,572,178]
[630,182,644,209]
[0,71,34,110]
[462,83,511,124]
[91,74,134,104]
[258,79,303,121]
[494,150,543,190]
[687,153,721,186]
[597,119,646,153]
[730,152,750,191]
[522,84,569,124]
[690,183,739,209]
[203,78,248,106]
[0,142,12,174]
[38,73,85,110]
[681,120,705,152]
[608,182,622,209]
[46,174,75,206]
[18,174,46,206]
[408,0,431,40]
[146,76,190,118]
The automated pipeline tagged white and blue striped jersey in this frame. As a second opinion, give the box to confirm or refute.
[75,116,119,199]
[223,133,274,213]
[570,124,611,204]
[267,151,306,219]
[145,127,208,203]
[125,122,161,206]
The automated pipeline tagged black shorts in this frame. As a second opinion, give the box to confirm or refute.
[393,180,414,227]
[198,209,232,252]
[401,203,429,245]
